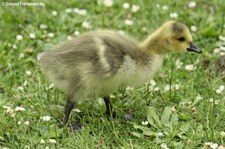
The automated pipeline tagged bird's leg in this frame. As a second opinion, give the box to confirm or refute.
[103,96,116,118]
[63,98,74,125]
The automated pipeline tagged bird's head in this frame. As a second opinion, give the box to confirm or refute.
[149,21,202,54]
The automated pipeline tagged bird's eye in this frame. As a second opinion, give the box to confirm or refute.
[178,37,185,42]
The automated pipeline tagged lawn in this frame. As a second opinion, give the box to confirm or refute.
[0,0,225,148]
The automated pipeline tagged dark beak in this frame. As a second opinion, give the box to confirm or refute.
[186,42,202,53]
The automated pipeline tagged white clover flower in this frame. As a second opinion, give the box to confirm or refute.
[190,26,197,32]
[74,30,80,35]
[124,19,133,26]
[188,1,196,8]
[104,0,113,7]
[18,121,22,125]
[154,87,160,91]
[209,98,214,103]
[45,147,50,149]
[39,24,48,29]
[26,70,32,76]
[42,116,51,121]
[210,143,218,149]
[185,64,196,71]
[67,36,73,40]
[216,85,224,94]
[40,139,45,144]
[24,121,30,125]
[213,48,221,54]
[175,59,183,69]
[219,35,225,41]
[156,4,160,8]
[220,131,225,137]
[141,121,148,125]
[82,21,90,29]
[23,80,28,86]
[48,33,54,38]
[150,80,156,87]
[18,86,24,91]
[169,12,178,19]
[161,143,169,149]
[174,84,180,90]
[2,147,8,149]
[74,8,87,16]
[126,86,134,91]
[29,33,36,39]
[157,132,164,137]
[3,105,11,110]
[220,46,225,51]
[131,4,140,13]
[164,84,170,92]
[51,11,57,16]
[65,8,72,13]
[171,106,176,112]
[13,44,17,49]
[162,5,168,10]
[15,106,25,111]
[49,139,56,144]
[122,2,130,9]
[16,35,23,40]
[204,142,213,146]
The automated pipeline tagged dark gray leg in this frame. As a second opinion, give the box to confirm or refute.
[104,96,116,118]
[63,99,74,125]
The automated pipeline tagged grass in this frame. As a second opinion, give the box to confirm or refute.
[0,0,225,148]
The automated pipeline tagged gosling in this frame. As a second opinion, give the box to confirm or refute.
[38,21,202,126]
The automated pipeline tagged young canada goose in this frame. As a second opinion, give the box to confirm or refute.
[38,21,202,126]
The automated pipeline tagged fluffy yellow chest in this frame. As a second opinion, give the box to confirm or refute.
[100,55,164,95]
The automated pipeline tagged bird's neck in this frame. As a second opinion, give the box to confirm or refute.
[140,32,167,55]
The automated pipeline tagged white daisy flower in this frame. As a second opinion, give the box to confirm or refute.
[190,26,197,32]
[162,5,168,10]
[169,12,178,19]
[26,70,32,76]
[210,143,218,149]
[104,0,113,7]
[15,106,25,111]
[51,11,57,16]
[48,33,54,38]
[42,116,51,121]
[82,21,90,29]
[16,35,23,40]
[188,1,196,8]
[65,8,72,13]
[13,44,17,49]
[74,8,87,16]
[39,24,48,29]
[18,86,24,91]
[24,121,30,125]
[67,36,73,40]
[74,30,80,35]
[185,64,196,71]
[29,33,36,39]
[124,19,133,26]
[122,2,130,9]
[131,4,140,13]
[40,139,45,144]
[49,139,56,144]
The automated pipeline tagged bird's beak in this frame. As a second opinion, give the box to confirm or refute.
[186,42,202,53]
